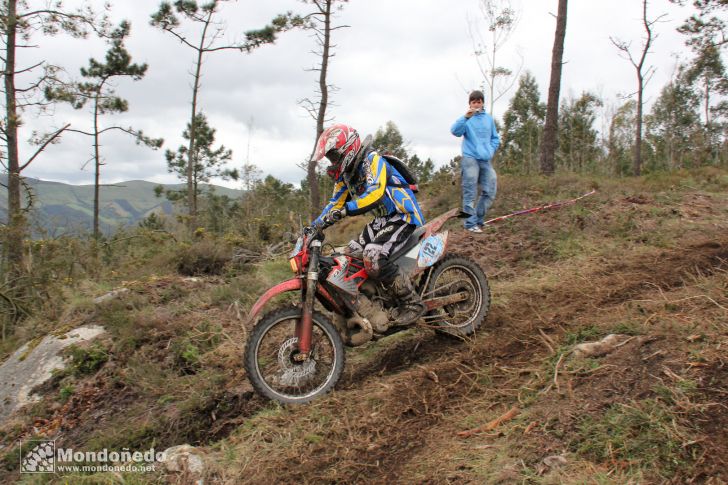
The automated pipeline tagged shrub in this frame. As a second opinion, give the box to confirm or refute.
[67,344,109,376]
[175,239,232,276]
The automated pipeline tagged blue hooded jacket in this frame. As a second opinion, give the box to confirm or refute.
[450,111,500,161]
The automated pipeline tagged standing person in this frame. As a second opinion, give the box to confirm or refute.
[450,90,501,233]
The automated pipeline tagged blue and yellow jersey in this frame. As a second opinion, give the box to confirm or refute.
[313,151,425,227]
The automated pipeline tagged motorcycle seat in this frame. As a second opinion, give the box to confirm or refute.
[388,226,427,263]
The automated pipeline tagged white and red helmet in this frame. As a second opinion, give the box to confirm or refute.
[312,124,362,179]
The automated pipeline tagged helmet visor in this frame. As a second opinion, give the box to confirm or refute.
[325,149,342,164]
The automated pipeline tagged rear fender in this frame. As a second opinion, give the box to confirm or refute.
[423,208,459,237]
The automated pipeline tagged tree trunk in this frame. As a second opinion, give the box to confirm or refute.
[93,93,101,240]
[539,0,568,176]
[4,0,24,273]
[634,74,643,175]
[307,0,332,221]
[489,37,497,116]
[631,0,659,176]
[186,13,212,229]
[704,77,710,126]
[188,53,201,224]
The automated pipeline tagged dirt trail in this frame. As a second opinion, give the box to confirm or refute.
[224,227,728,484]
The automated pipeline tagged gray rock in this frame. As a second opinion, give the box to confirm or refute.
[161,444,205,481]
[572,334,623,358]
[542,454,568,468]
[0,325,106,422]
[92,288,129,304]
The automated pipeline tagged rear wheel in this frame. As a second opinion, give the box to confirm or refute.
[244,305,345,404]
[422,255,490,337]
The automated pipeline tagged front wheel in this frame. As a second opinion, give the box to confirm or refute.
[423,255,491,337]
[244,305,345,404]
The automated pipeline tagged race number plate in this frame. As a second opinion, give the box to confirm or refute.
[417,233,446,268]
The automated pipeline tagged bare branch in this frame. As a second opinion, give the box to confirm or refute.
[19,124,71,172]
[610,37,638,67]
[9,61,44,76]
[80,155,95,171]
[65,127,94,136]
[159,26,199,50]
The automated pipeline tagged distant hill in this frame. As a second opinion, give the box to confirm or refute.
[0,175,243,236]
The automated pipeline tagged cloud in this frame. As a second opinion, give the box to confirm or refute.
[12,0,697,189]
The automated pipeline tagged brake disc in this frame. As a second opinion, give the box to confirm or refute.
[276,338,317,387]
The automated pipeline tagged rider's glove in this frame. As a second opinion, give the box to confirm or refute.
[322,208,346,227]
[302,225,316,237]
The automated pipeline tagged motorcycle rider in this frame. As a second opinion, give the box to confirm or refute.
[310,124,426,326]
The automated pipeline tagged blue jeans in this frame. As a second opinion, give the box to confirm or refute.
[461,156,497,229]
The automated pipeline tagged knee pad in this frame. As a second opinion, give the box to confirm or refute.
[363,246,382,277]
[363,246,395,279]
[346,240,364,258]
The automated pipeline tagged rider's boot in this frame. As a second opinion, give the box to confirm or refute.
[385,273,426,326]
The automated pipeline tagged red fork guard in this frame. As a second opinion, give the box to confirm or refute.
[296,311,314,354]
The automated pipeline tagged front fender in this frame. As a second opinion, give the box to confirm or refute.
[248,278,302,322]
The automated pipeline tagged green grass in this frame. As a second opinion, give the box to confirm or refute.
[238,403,286,434]
[563,325,604,346]
[59,384,75,403]
[571,399,693,478]
[610,321,644,336]
[85,418,159,452]
[66,344,109,376]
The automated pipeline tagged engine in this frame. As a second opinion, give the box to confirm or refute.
[356,294,390,334]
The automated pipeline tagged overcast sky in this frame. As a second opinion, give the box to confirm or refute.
[15,0,698,189]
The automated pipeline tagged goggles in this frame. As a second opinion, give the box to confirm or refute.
[325,149,343,164]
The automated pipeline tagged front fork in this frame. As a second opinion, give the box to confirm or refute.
[294,239,322,360]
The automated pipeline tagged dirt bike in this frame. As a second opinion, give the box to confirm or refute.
[244,208,491,404]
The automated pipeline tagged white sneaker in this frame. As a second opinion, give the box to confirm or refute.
[467,226,483,233]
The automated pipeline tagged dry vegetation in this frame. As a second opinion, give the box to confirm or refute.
[1,168,727,484]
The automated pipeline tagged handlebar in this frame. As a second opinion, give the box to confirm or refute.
[304,208,345,242]
[303,223,326,243]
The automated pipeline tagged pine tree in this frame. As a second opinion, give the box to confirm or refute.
[160,114,237,212]
[610,0,666,176]
[500,72,545,173]
[408,154,435,184]
[151,0,301,227]
[299,0,350,220]
[469,0,521,118]
[671,1,728,164]
[47,21,163,239]
[557,92,602,172]
[373,121,409,160]
[685,45,728,161]
[670,0,727,51]
[645,68,701,170]
[606,100,636,175]
[1,0,109,273]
